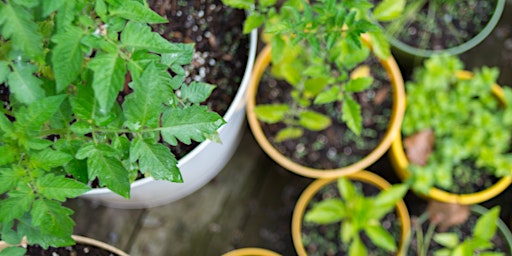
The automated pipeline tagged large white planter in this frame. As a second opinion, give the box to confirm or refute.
[80,29,258,209]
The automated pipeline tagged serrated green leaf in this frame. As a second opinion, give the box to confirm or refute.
[36,174,90,201]
[254,104,289,124]
[51,26,84,92]
[243,12,264,34]
[70,120,92,135]
[0,113,14,135]
[0,190,35,223]
[221,0,254,9]
[0,168,19,194]
[70,84,98,121]
[15,95,66,131]
[304,77,329,97]
[314,86,341,104]
[305,199,345,224]
[342,97,362,136]
[121,21,184,54]
[87,53,126,113]
[0,2,43,60]
[365,225,397,252]
[131,137,181,182]
[0,145,17,166]
[345,77,373,92]
[123,63,169,129]
[7,62,45,105]
[299,110,331,131]
[372,0,405,22]
[88,147,130,198]
[21,203,75,248]
[181,81,215,104]
[275,127,303,142]
[31,199,74,237]
[160,43,194,66]
[160,106,225,146]
[30,149,73,171]
[75,143,96,160]
[106,0,167,24]
[0,246,26,256]
[42,0,65,17]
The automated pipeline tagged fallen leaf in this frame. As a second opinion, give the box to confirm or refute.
[427,200,470,232]
[404,129,435,166]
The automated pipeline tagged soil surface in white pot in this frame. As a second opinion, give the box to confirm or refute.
[257,56,393,169]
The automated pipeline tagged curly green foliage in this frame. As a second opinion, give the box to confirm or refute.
[402,54,512,194]
[304,177,409,255]
[0,0,224,251]
[224,0,404,140]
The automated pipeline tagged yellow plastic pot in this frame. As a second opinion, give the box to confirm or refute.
[389,70,512,205]
[291,171,411,256]
[246,36,406,178]
[222,248,281,256]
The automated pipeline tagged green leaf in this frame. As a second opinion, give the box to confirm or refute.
[304,199,346,224]
[181,82,216,104]
[15,95,66,130]
[373,184,408,215]
[349,236,367,256]
[121,21,185,54]
[275,127,303,142]
[0,168,19,195]
[474,206,500,241]
[130,137,182,182]
[368,31,391,60]
[123,63,169,129]
[365,225,397,252]
[345,77,373,92]
[0,190,35,223]
[30,149,73,171]
[314,86,341,104]
[433,232,460,249]
[31,199,75,238]
[0,146,17,166]
[0,60,8,84]
[299,110,332,131]
[51,26,84,92]
[36,174,90,201]
[106,0,167,23]
[372,0,405,21]
[304,77,329,97]
[160,106,225,146]
[160,43,194,66]
[254,104,289,124]
[0,247,26,256]
[337,178,357,201]
[0,2,43,59]
[17,214,74,249]
[42,0,65,17]
[87,53,126,113]
[243,12,264,34]
[221,0,254,9]
[7,62,45,105]
[87,146,130,198]
[342,97,362,136]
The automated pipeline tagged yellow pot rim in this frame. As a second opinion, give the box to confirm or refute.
[388,71,512,205]
[246,36,406,178]
[222,248,281,256]
[291,171,411,256]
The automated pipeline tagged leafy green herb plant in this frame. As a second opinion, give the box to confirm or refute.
[402,54,512,194]
[413,206,505,256]
[304,177,409,255]
[224,0,404,140]
[0,0,224,252]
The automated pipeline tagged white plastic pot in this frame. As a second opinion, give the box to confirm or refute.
[80,29,258,209]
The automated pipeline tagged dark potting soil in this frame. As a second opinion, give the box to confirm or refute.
[407,212,510,255]
[257,56,393,169]
[25,243,120,256]
[376,0,498,51]
[301,180,403,256]
[148,0,249,159]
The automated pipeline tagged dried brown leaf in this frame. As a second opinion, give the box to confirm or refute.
[404,129,435,166]
[427,200,470,232]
